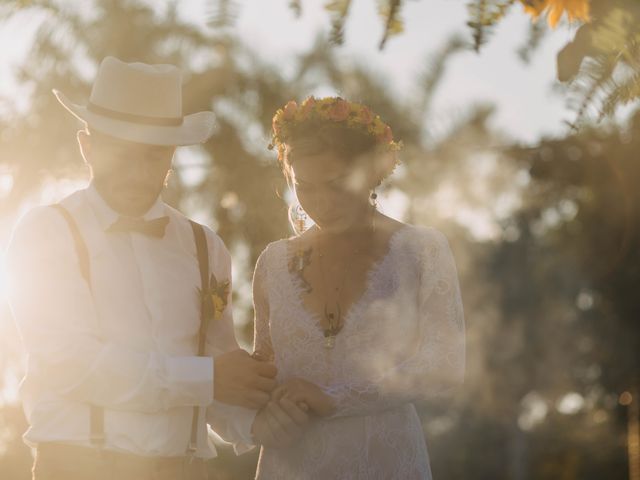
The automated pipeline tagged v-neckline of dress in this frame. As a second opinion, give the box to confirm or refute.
[284,225,410,342]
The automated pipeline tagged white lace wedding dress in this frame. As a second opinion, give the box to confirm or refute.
[252,225,465,480]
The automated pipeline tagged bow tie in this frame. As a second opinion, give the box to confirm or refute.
[107,216,170,238]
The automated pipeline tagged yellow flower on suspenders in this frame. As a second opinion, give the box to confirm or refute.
[211,293,227,320]
[200,274,230,321]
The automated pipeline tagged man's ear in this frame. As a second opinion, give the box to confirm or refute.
[77,128,91,163]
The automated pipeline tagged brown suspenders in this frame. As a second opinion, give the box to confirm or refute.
[52,204,213,454]
[51,204,105,447]
[187,219,213,455]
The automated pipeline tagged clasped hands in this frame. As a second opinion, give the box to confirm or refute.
[213,349,335,449]
[250,377,336,448]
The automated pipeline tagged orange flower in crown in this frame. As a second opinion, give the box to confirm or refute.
[520,0,590,28]
[268,96,403,164]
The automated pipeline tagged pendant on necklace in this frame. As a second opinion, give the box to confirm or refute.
[324,334,336,349]
[323,307,341,349]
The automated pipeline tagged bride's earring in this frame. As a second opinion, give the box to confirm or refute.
[369,191,378,209]
[164,169,174,188]
[291,203,308,234]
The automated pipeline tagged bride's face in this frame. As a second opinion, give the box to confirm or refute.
[291,151,372,232]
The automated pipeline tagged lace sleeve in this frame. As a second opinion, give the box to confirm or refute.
[252,248,274,361]
[325,229,466,417]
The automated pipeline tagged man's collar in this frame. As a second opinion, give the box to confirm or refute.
[86,183,166,231]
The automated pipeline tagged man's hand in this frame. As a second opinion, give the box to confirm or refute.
[273,377,336,417]
[251,397,310,448]
[214,349,277,409]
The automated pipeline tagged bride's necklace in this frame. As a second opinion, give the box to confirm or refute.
[315,210,376,349]
[316,240,350,349]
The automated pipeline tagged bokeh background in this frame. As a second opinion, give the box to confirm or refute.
[0,1,639,479]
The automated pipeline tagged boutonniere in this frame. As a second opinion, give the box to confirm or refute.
[199,273,231,320]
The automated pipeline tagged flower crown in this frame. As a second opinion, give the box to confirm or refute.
[269,96,403,163]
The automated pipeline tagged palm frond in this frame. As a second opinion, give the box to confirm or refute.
[517,18,547,63]
[325,0,352,46]
[206,0,240,29]
[565,4,640,123]
[466,0,516,52]
[378,0,404,50]
[600,71,640,119]
[568,56,617,128]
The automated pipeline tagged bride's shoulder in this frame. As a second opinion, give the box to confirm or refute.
[407,223,449,242]
[256,235,293,266]
[394,223,452,256]
[282,228,317,251]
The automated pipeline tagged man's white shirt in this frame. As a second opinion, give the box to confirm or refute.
[5,185,256,458]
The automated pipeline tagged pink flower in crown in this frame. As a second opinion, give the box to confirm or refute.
[358,106,374,125]
[282,101,298,121]
[327,98,350,122]
[298,97,317,121]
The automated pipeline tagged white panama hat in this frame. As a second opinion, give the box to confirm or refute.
[53,56,215,146]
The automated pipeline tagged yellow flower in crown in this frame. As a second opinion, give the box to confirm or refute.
[368,118,386,136]
[268,96,403,164]
[520,0,590,28]
[199,273,230,321]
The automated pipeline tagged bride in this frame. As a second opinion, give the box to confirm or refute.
[249,97,465,479]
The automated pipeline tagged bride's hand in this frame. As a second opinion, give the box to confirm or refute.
[273,378,336,417]
[251,397,310,448]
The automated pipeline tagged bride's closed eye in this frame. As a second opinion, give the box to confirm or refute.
[296,179,351,197]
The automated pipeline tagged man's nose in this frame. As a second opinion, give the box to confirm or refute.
[130,158,152,177]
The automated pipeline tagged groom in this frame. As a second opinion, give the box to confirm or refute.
[6,57,306,480]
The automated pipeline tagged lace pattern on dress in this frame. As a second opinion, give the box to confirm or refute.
[253,225,465,480]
